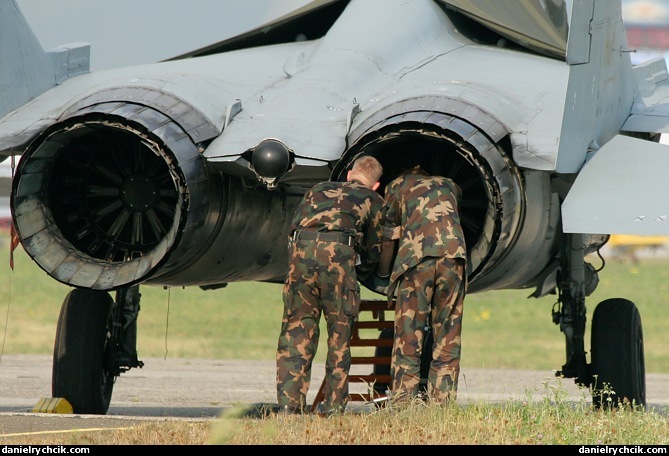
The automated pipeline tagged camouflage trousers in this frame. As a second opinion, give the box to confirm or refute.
[390,256,466,404]
[276,240,361,413]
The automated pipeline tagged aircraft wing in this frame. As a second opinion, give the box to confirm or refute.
[15,0,318,71]
[562,134,669,235]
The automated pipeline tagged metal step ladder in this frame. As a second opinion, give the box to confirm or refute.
[311,299,394,411]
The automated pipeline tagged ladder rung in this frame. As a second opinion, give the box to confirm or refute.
[350,356,391,364]
[349,374,391,383]
[349,393,389,403]
[354,321,393,329]
[350,339,393,347]
[360,300,393,311]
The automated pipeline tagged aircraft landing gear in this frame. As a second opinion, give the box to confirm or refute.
[52,285,144,414]
[554,233,646,409]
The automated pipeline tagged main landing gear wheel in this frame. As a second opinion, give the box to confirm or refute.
[52,289,115,414]
[590,298,646,409]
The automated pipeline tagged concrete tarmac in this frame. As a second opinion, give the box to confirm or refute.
[0,354,668,437]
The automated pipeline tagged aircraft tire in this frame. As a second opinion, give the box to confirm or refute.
[372,327,431,396]
[590,298,646,409]
[52,289,115,415]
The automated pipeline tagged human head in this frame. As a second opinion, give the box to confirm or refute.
[404,164,429,176]
[347,155,383,191]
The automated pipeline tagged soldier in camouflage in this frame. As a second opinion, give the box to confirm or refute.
[377,164,467,405]
[276,155,384,415]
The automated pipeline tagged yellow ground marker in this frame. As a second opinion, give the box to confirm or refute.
[31,397,73,414]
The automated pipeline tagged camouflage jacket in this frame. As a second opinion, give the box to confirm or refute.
[290,180,385,277]
[382,172,467,288]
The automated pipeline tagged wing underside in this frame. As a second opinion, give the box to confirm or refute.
[562,134,669,235]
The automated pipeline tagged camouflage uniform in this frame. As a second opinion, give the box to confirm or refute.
[276,180,384,414]
[382,170,467,404]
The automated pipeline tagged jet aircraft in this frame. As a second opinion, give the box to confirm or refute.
[1,0,669,414]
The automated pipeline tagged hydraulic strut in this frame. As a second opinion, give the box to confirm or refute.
[552,233,592,387]
[109,285,145,376]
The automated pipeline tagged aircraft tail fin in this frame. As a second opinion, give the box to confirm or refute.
[0,0,90,120]
[553,0,637,173]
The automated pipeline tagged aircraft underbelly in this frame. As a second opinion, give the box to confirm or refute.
[562,134,669,235]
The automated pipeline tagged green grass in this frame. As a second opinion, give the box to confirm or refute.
[1,234,668,375]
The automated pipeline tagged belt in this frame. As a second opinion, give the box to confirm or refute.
[291,230,354,247]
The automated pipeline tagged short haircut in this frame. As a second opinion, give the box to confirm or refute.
[351,155,383,182]
[401,164,429,177]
